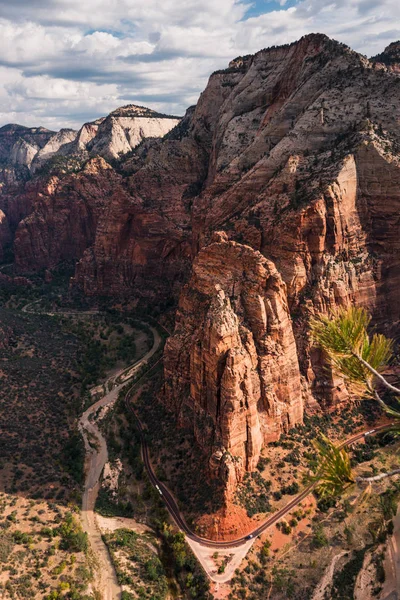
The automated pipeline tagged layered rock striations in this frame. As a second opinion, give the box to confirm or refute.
[71,35,400,318]
[73,114,207,299]
[164,235,303,494]
[2,34,400,498]
[0,105,181,268]
[13,158,120,271]
[0,105,180,176]
[371,41,400,73]
[164,35,400,493]
[88,105,181,160]
[31,128,78,172]
[0,125,55,167]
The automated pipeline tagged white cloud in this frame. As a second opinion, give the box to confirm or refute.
[0,0,399,128]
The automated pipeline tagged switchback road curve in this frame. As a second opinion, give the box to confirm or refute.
[20,300,396,551]
[125,383,394,548]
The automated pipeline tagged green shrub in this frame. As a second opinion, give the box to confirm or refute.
[59,513,88,553]
[0,532,14,562]
[312,523,328,548]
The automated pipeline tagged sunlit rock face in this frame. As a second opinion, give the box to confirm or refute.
[88,105,181,160]
[164,235,303,496]
[2,34,400,497]
[0,105,180,176]
[0,105,181,274]
[371,41,400,74]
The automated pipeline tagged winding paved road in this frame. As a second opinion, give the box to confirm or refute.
[21,302,166,597]
[125,391,394,548]
[79,324,161,600]
[18,301,399,588]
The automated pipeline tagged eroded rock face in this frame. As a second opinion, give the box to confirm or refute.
[3,34,400,499]
[164,237,303,495]
[0,125,55,166]
[0,125,55,184]
[73,133,207,300]
[0,209,11,261]
[371,41,400,73]
[32,129,78,171]
[0,104,181,272]
[0,105,181,177]
[65,121,102,154]
[13,158,118,271]
[88,106,181,160]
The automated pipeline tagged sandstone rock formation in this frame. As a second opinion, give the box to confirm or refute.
[0,104,180,176]
[63,120,103,155]
[73,115,207,299]
[13,158,118,271]
[164,235,303,494]
[32,128,78,171]
[0,125,55,165]
[0,105,181,272]
[88,105,181,160]
[371,41,400,73]
[2,33,400,500]
[0,125,55,182]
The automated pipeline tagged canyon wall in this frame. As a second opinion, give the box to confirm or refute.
[0,106,181,271]
[2,34,400,497]
[13,159,118,271]
[164,234,303,495]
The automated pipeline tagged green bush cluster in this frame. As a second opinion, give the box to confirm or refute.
[104,528,169,599]
[161,528,212,599]
[95,487,134,519]
[59,513,88,553]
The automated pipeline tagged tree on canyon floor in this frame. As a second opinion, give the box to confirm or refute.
[310,306,400,498]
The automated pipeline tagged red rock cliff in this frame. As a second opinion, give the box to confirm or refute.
[164,235,303,494]
[3,33,400,499]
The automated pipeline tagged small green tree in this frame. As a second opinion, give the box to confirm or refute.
[311,522,329,548]
[312,433,355,497]
[59,513,88,553]
[310,306,395,400]
[310,306,400,496]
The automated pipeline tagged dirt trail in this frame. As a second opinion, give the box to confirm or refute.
[79,324,161,600]
[21,301,400,591]
[311,551,347,600]
[96,514,151,535]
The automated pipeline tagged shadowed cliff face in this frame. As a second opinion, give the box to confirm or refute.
[164,235,303,496]
[2,33,400,496]
[0,209,11,261]
[12,158,119,271]
[371,41,400,73]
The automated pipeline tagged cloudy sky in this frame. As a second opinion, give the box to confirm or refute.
[0,0,399,130]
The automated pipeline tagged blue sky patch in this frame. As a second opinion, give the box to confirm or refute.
[243,0,298,19]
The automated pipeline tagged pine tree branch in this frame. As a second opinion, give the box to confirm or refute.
[356,469,400,483]
[373,389,388,409]
[354,353,400,394]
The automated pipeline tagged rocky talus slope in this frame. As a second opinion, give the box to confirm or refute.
[2,33,400,504]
